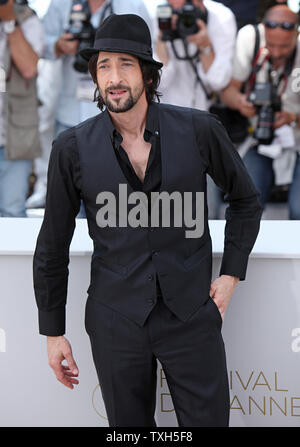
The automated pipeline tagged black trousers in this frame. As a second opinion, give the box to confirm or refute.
[85,283,230,427]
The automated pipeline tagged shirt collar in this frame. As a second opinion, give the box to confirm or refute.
[103,102,159,149]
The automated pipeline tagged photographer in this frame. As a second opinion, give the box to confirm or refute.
[155,0,237,219]
[0,0,44,217]
[221,4,300,220]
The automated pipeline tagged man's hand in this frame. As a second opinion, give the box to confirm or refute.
[209,274,239,321]
[0,0,15,21]
[187,19,211,50]
[47,336,79,390]
[155,30,170,66]
[237,93,257,118]
[55,33,79,57]
[274,111,297,129]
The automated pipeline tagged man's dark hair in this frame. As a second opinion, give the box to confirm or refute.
[88,53,162,111]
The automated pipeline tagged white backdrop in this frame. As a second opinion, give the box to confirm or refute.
[0,218,300,427]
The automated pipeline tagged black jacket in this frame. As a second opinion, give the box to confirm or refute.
[33,102,263,336]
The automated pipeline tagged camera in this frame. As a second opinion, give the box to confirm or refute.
[248,77,281,145]
[66,0,95,73]
[157,0,207,41]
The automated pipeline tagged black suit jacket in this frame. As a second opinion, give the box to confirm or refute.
[33,103,263,335]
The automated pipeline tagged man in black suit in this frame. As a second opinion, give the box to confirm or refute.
[33,14,263,427]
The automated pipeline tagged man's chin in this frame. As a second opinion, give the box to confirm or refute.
[106,99,135,114]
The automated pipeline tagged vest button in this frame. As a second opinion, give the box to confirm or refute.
[148,275,154,281]
[147,299,154,305]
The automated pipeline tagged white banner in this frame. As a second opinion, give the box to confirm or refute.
[0,218,299,427]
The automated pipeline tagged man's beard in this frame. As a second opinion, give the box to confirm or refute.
[100,82,145,113]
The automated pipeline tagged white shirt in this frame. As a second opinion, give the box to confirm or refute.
[155,0,237,111]
[0,14,45,147]
[232,23,300,151]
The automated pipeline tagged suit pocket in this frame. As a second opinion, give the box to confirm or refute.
[207,296,223,327]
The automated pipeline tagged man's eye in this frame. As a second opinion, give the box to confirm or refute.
[99,65,108,69]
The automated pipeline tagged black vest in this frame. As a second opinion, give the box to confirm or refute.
[75,103,213,326]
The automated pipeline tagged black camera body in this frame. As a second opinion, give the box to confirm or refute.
[66,0,95,73]
[157,1,207,41]
[248,81,281,145]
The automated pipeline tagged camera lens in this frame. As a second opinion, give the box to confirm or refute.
[255,106,275,145]
[73,40,91,73]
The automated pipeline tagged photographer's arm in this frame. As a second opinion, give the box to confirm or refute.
[155,31,170,67]
[55,33,79,58]
[187,19,215,73]
[0,0,39,79]
[42,0,74,59]
[193,10,237,91]
[7,27,39,79]
[221,78,256,118]
[274,111,299,129]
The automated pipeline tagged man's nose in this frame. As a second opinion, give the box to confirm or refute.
[271,48,283,60]
[169,0,186,8]
[108,66,123,85]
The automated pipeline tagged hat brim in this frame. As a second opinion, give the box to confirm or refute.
[79,47,163,69]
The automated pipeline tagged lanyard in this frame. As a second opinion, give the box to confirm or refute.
[246,46,270,95]
[246,45,297,98]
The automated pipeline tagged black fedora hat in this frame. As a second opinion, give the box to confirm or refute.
[79,13,163,68]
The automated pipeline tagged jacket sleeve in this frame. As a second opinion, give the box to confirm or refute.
[33,128,81,336]
[196,7,237,92]
[193,111,263,280]
[42,0,69,60]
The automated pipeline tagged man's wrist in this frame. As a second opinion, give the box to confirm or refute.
[289,112,299,128]
[55,40,63,57]
[221,274,240,283]
[47,335,65,341]
[2,19,18,35]
[199,44,213,56]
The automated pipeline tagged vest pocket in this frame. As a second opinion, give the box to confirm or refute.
[6,107,41,160]
[94,256,128,276]
[183,244,210,270]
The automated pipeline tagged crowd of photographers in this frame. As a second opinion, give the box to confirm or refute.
[0,0,300,220]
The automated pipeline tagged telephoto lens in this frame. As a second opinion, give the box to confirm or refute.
[255,105,275,145]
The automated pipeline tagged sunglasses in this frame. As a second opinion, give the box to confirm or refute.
[264,20,298,31]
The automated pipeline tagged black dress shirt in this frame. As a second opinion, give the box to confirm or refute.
[34,102,263,332]
[107,102,162,218]
[106,103,163,296]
